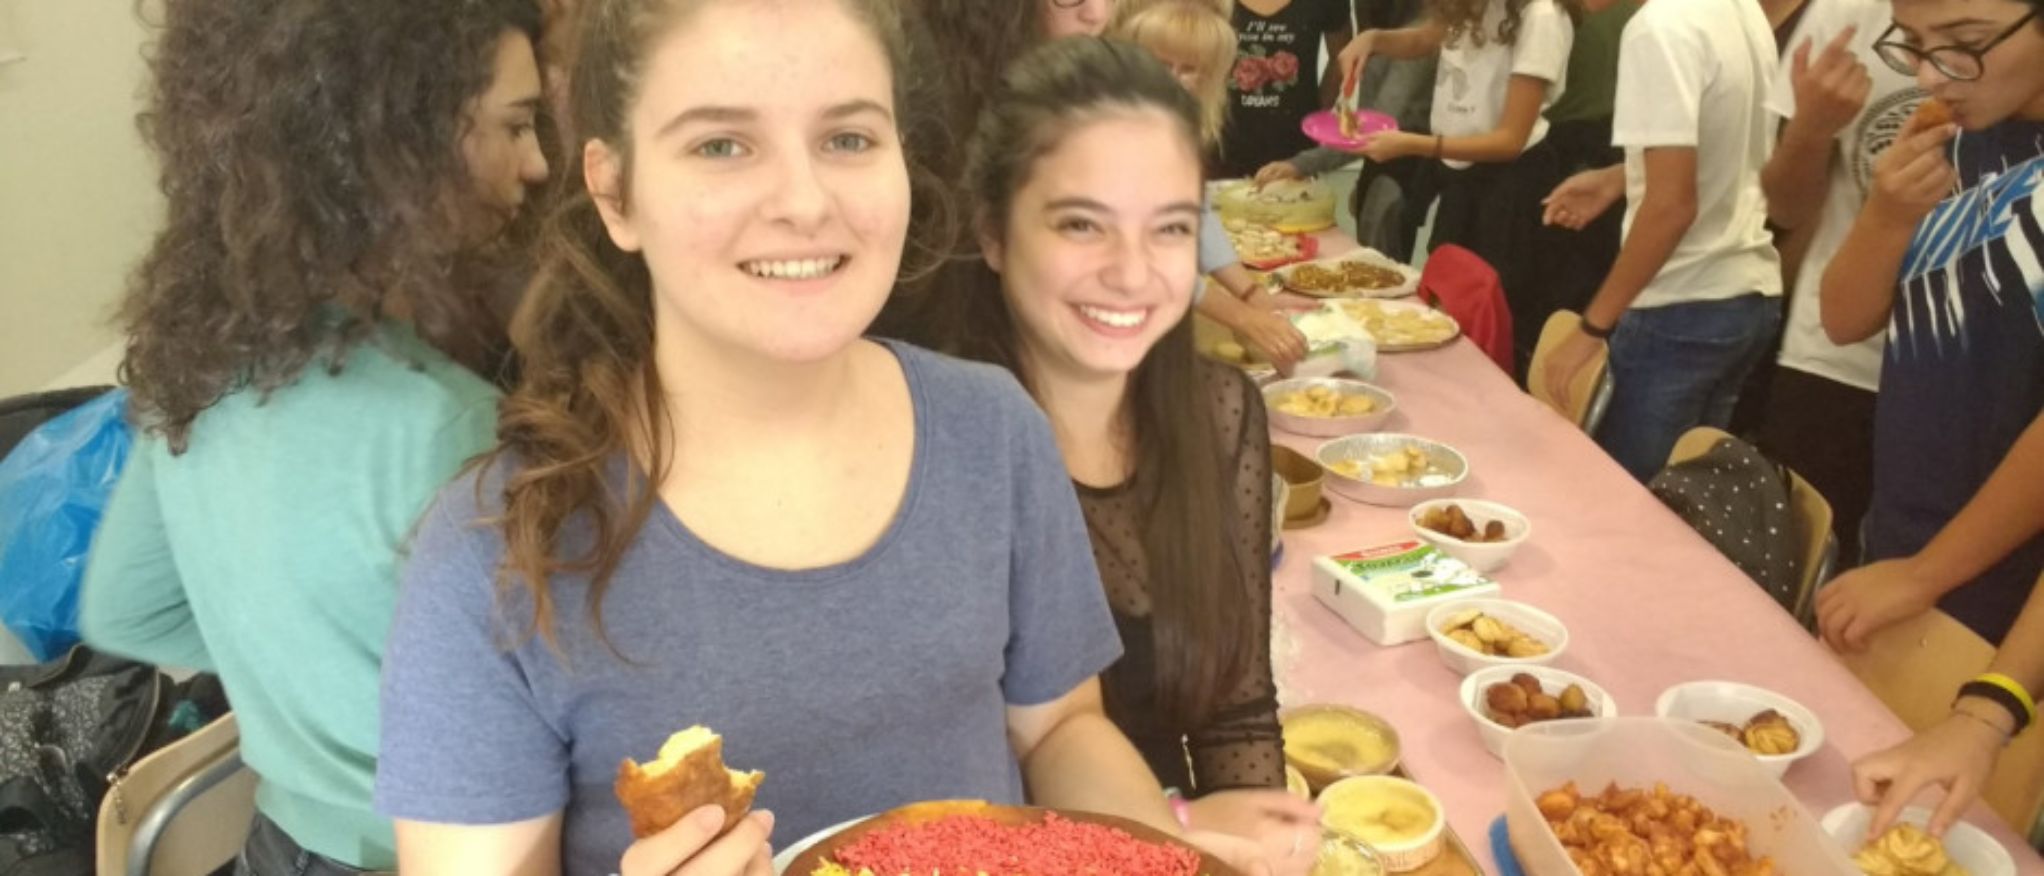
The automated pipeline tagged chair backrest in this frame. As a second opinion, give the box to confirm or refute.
[1838,608,2044,835]
[1666,426,1731,469]
[0,385,113,464]
[1416,244,1513,374]
[97,712,256,876]
[1528,311,1610,430]
[1662,427,1831,620]
[1784,466,1837,625]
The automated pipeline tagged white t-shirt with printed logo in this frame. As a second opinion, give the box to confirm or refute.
[1430,0,1574,170]
[1612,0,1784,309]
[1767,0,1921,392]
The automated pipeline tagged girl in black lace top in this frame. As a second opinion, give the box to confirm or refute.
[899,37,1318,872]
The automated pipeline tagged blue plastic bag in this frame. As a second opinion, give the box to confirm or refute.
[0,389,132,661]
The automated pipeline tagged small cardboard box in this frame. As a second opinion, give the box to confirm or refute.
[1311,539,1500,645]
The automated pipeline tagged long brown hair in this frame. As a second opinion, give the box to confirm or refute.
[485,0,955,650]
[909,37,1257,731]
[121,0,543,452]
[865,0,1030,341]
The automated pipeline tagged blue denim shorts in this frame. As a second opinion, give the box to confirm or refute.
[1595,293,1783,481]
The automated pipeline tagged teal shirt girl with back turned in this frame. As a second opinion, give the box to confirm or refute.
[77,0,550,870]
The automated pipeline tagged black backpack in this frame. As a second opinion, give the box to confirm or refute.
[1649,437,1806,616]
[0,646,225,876]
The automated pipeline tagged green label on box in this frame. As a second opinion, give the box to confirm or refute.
[1332,542,1493,603]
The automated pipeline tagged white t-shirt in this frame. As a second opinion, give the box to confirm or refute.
[1612,0,1784,309]
[1766,0,1921,392]
[1431,0,1574,170]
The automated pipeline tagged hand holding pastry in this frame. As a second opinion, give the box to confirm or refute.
[1866,100,1959,228]
[619,805,775,876]
[1853,703,2009,839]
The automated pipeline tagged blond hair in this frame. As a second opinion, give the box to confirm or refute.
[1112,0,1236,147]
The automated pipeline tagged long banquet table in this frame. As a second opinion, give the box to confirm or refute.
[1263,234,2043,874]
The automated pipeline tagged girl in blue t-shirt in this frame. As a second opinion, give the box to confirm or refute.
[371,2,1270,875]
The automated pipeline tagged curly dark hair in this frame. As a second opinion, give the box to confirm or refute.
[1434,0,1581,49]
[122,0,544,452]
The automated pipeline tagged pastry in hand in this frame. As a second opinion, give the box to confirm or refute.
[615,726,765,838]
[1912,97,1953,129]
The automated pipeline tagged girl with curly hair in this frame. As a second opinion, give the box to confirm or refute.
[1305,0,1578,372]
[78,0,549,872]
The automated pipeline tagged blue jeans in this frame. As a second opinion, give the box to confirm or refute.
[234,813,391,876]
[1595,294,1783,481]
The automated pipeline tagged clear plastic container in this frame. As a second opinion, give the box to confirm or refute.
[1501,717,1856,876]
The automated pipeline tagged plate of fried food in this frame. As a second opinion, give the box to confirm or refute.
[1823,804,2014,876]
[1317,433,1469,505]
[1224,217,1319,270]
[1427,599,1565,675]
[1330,299,1460,352]
[1409,499,1529,572]
[1263,377,1397,437]
[1461,666,1615,758]
[777,800,1240,876]
[1273,250,1419,300]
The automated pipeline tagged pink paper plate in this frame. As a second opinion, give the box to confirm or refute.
[1302,109,1399,151]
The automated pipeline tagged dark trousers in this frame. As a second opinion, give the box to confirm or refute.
[1426,137,1567,378]
[234,813,391,876]
[1539,118,1625,378]
[1758,366,1877,565]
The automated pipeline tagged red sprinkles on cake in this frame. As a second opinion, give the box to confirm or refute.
[828,811,1203,876]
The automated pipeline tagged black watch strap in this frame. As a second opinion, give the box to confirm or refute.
[1580,318,1614,340]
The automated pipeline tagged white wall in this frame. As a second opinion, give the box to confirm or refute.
[0,0,159,396]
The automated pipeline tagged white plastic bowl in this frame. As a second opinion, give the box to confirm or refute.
[1653,680,1825,777]
[1459,665,1618,759]
[1820,804,2016,876]
[1408,499,1530,573]
[1425,598,1568,677]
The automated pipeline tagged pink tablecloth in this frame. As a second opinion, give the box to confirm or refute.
[1265,338,2043,874]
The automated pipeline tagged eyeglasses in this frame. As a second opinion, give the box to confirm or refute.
[1872,11,2038,81]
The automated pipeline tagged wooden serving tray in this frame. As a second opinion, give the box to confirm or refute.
[783,800,1242,876]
